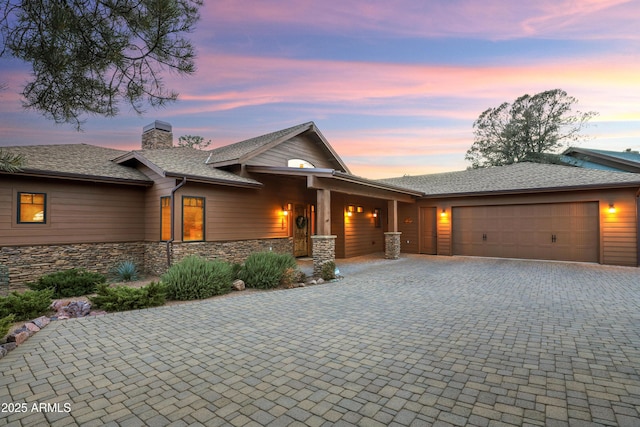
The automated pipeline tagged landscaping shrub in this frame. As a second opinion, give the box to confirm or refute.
[112,260,139,282]
[320,261,336,281]
[162,256,233,300]
[0,314,15,338]
[0,289,53,321]
[239,251,298,289]
[27,269,106,298]
[90,282,166,312]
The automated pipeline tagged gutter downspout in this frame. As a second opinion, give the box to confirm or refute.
[167,177,187,268]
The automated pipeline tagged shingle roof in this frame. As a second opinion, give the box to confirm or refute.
[131,148,261,186]
[206,122,314,164]
[1,144,152,183]
[380,162,640,196]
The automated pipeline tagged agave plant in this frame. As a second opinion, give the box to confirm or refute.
[113,260,139,282]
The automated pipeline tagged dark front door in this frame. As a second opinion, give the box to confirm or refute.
[420,207,437,254]
[293,204,309,257]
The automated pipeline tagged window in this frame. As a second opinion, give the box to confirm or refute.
[161,197,171,241]
[287,158,315,168]
[182,196,204,241]
[18,192,46,224]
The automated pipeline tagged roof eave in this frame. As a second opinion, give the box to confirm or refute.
[419,181,640,199]
[164,172,262,188]
[2,169,153,186]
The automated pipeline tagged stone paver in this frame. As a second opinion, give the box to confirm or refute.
[1,255,640,426]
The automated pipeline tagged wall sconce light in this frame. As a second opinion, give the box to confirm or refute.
[372,210,378,218]
[357,206,364,213]
[282,203,292,216]
[440,208,447,217]
[347,205,355,217]
[608,203,616,214]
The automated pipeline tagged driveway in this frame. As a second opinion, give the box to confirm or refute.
[1,255,640,426]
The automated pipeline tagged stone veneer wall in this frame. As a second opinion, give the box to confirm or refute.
[146,238,294,276]
[0,243,146,293]
[1,238,294,293]
[384,232,402,260]
[311,235,337,277]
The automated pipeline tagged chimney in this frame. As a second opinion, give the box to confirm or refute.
[141,120,173,149]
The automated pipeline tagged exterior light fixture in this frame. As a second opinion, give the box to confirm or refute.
[440,208,447,217]
[347,205,355,216]
[372,210,378,218]
[282,203,292,216]
[608,204,616,214]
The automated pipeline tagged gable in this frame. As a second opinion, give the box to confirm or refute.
[206,122,350,173]
[246,134,344,170]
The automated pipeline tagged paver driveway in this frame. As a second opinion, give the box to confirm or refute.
[1,255,640,426]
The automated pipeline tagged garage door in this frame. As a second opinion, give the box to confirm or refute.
[452,202,599,262]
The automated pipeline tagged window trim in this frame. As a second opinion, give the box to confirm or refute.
[181,196,205,242]
[17,192,47,224]
[160,196,171,241]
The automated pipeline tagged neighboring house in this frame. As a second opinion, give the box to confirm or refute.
[2,121,640,291]
[0,121,419,290]
[561,147,640,173]
[382,162,640,267]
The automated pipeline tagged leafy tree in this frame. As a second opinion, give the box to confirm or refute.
[0,0,202,129]
[177,134,211,149]
[465,89,597,168]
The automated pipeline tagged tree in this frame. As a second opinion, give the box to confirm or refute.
[177,135,211,149]
[0,149,25,172]
[0,0,202,129]
[465,89,597,168]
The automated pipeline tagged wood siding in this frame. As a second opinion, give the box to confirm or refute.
[402,188,638,266]
[138,164,178,241]
[0,176,146,245]
[247,135,341,169]
[332,193,386,258]
[172,175,314,243]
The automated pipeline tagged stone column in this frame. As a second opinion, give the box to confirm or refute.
[311,235,337,277]
[384,232,402,260]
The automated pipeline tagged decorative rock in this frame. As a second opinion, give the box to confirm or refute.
[1,342,17,353]
[0,346,6,358]
[7,330,30,345]
[309,279,317,285]
[31,316,50,329]
[317,278,325,284]
[298,283,306,287]
[232,279,245,291]
[24,323,41,333]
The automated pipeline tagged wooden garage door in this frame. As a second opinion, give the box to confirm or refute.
[452,202,599,262]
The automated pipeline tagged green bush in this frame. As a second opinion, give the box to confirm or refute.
[239,252,298,289]
[90,282,166,312]
[112,260,139,282]
[0,314,15,338]
[27,269,107,298]
[162,256,233,300]
[320,261,336,281]
[0,289,53,321]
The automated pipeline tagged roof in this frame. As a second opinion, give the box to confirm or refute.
[206,121,350,173]
[113,148,262,187]
[562,147,640,173]
[380,162,640,197]
[0,144,152,184]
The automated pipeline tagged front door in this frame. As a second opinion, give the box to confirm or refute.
[420,207,437,254]
[293,204,309,257]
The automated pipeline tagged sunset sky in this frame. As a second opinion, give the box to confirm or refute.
[1,0,639,178]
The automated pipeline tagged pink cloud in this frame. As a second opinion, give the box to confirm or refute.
[201,0,640,41]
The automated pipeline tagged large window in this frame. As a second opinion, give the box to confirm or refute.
[161,197,171,241]
[182,196,204,241]
[18,192,46,224]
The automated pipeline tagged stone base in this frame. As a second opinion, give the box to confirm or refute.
[1,237,294,291]
[311,235,337,277]
[384,232,402,260]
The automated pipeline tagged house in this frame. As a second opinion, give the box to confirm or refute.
[0,121,420,291]
[2,121,640,292]
[382,162,640,266]
[561,147,640,173]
